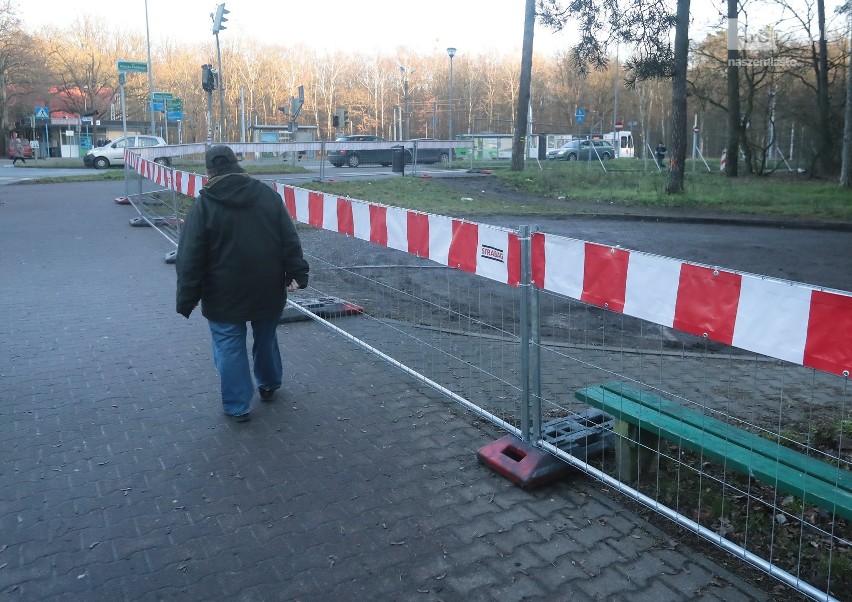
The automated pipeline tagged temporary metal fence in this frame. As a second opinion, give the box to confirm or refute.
[123,146,851,602]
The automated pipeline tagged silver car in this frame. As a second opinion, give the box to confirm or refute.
[548,139,615,161]
[84,135,170,169]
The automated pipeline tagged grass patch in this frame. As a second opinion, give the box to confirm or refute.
[299,177,569,216]
[497,162,852,219]
[300,164,852,221]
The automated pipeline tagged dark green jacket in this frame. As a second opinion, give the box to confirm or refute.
[175,172,309,322]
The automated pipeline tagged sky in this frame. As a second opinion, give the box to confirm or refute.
[15,1,848,57]
[16,0,726,56]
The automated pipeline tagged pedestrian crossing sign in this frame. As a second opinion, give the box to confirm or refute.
[35,106,50,120]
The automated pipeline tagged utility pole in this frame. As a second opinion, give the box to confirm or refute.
[145,0,156,136]
[400,66,411,140]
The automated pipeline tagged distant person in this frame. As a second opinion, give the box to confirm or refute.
[11,132,26,166]
[655,141,667,169]
[29,138,39,159]
[175,145,310,422]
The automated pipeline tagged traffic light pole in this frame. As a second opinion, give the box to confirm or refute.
[206,89,214,147]
[215,32,225,142]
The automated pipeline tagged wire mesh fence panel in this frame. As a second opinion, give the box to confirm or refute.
[532,288,851,601]
[295,225,525,432]
[123,144,208,247]
[124,153,851,602]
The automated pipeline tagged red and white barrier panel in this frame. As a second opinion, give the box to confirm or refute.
[125,150,207,198]
[532,233,852,378]
[274,184,521,286]
[123,170,848,379]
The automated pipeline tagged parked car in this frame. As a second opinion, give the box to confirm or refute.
[7,138,33,159]
[329,135,412,168]
[83,135,170,169]
[408,138,453,164]
[547,139,615,161]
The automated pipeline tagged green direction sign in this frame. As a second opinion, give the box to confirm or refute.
[152,92,173,101]
[166,98,183,110]
[117,60,148,73]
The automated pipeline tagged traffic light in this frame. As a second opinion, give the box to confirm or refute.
[332,115,339,127]
[343,109,349,127]
[201,64,217,91]
[212,3,229,34]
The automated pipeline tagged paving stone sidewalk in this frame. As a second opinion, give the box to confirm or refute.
[0,181,775,601]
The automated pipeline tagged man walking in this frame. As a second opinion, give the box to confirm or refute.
[654,141,667,170]
[176,145,309,422]
[11,132,27,165]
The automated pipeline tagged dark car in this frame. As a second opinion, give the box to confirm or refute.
[408,138,453,164]
[548,139,615,161]
[328,135,412,168]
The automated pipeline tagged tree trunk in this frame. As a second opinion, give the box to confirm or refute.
[815,0,835,175]
[511,0,536,171]
[725,0,739,177]
[841,8,852,187]
[666,0,691,193]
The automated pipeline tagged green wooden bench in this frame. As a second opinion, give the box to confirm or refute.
[575,382,852,522]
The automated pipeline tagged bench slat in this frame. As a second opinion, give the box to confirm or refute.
[600,382,851,495]
[576,386,852,521]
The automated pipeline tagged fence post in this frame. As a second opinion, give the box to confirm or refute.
[171,165,180,239]
[530,226,542,442]
[519,225,532,442]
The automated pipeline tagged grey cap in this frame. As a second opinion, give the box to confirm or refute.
[205,145,242,170]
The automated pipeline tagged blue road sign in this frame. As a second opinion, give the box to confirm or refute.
[35,106,50,120]
[575,107,586,125]
[167,111,183,121]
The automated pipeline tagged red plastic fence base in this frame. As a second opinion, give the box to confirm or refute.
[477,434,573,489]
[279,297,364,324]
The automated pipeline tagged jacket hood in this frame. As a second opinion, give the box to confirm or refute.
[200,172,257,208]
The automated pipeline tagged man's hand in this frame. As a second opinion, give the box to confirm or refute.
[287,280,300,292]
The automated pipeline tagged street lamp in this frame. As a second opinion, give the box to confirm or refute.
[399,66,409,141]
[82,85,90,149]
[447,47,456,167]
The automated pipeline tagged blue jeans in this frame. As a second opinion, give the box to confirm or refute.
[208,313,282,416]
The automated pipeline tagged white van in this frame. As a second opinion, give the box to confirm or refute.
[604,131,635,158]
[83,135,169,169]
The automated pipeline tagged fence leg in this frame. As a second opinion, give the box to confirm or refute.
[317,141,326,182]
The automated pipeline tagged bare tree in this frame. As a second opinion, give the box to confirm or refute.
[511,0,536,171]
[727,0,741,177]
[772,0,841,176]
[665,0,691,192]
[0,0,41,153]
